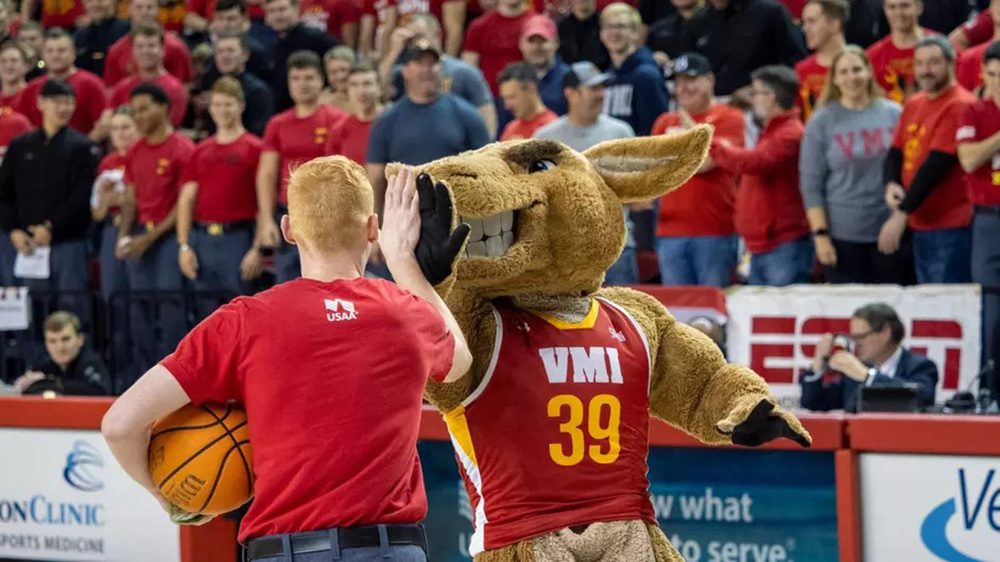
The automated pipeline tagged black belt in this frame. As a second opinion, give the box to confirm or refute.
[195,221,254,236]
[974,205,1000,215]
[246,524,426,560]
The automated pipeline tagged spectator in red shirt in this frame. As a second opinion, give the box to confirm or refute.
[103,0,194,87]
[101,163,472,558]
[108,24,191,127]
[795,0,848,121]
[256,50,347,283]
[956,40,1000,401]
[950,5,992,52]
[18,29,107,139]
[956,0,1000,94]
[177,77,263,307]
[652,52,743,287]
[116,83,195,383]
[358,0,398,60]
[866,0,933,103]
[497,61,557,139]
[0,41,30,114]
[462,0,533,96]
[711,65,813,286]
[881,36,973,284]
[319,45,354,111]
[301,0,360,45]
[326,61,384,165]
[20,0,85,30]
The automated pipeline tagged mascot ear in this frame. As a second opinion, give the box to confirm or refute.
[583,124,712,203]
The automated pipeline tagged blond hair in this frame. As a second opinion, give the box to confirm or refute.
[817,45,883,107]
[600,2,641,27]
[287,156,374,252]
[212,76,245,104]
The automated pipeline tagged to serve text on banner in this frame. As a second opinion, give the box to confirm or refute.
[0,428,180,562]
[725,285,981,409]
[860,453,1000,561]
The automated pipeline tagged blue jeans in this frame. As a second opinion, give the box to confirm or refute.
[749,236,814,286]
[255,546,425,562]
[656,235,737,287]
[913,227,972,283]
[606,247,638,285]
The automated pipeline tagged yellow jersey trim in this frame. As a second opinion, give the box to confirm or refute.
[526,298,599,330]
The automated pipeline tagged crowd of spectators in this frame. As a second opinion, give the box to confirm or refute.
[0,0,997,393]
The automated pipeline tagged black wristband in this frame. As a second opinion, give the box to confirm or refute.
[812,229,830,238]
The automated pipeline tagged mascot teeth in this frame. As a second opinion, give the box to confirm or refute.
[461,211,516,258]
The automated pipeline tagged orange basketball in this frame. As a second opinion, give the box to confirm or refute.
[148,403,254,515]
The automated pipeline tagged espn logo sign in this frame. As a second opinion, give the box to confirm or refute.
[747,315,963,390]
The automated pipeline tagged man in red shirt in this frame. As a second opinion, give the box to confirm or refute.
[955,0,1000,93]
[256,50,347,283]
[108,24,190,127]
[327,61,384,165]
[116,82,195,387]
[956,40,1000,407]
[795,0,848,121]
[462,0,532,96]
[0,41,30,114]
[866,0,933,103]
[881,36,973,284]
[101,163,473,560]
[177,77,262,309]
[496,61,556,140]
[710,65,812,286]
[652,52,743,287]
[103,0,194,87]
[18,29,107,138]
[20,0,85,30]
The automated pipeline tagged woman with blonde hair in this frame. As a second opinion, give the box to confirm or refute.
[799,45,913,284]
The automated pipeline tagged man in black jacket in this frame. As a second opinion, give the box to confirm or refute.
[0,79,99,301]
[74,0,130,77]
[264,0,339,111]
[800,302,939,412]
[13,311,111,396]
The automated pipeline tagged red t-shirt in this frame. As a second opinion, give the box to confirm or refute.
[19,70,108,133]
[957,97,1000,206]
[893,85,974,231]
[159,1,187,33]
[124,132,196,224]
[110,73,190,127]
[361,0,394,25]
[653,104,743,237]
[449,298,653,554]
[957,41,989,93]
[180,133,262,223]
[501,109,557,140]
[40,0,85,29]
[961,9,993,48]
[162,277,454,542]
[103,33,194,87]
[301,0,361,36]
[263,105,346,205]
[778,0,806,19]
[794,54,828,122]
[0,111,31,164]
[326,114,374,165]
[0,89,25,115]
[463,10,534,94]
[867,31,935,104]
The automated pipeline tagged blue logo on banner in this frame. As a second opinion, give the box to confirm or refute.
[63,441,104,492]
[920,469,997,562]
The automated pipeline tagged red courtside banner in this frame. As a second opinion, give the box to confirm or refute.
[725,284,982,410]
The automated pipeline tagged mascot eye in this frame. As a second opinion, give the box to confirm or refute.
[528,159,556,173]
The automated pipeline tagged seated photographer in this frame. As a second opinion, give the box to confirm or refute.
[800,303,938,412]
[11,311,111,396]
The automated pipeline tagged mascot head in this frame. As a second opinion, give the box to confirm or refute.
[386,125,712,298]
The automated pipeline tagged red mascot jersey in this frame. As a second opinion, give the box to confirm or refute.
[444,297,656,555]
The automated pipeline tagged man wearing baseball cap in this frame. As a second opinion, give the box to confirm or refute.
[519,14,570,116]
[534,60,638,284]
[651,52,744,288]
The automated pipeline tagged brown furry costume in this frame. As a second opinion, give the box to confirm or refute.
[387,125,812,562]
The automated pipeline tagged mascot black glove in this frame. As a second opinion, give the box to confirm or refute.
[415,173,471,286]
[730,400,812,448]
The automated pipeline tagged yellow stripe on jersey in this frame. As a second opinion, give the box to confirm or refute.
[526,298,599,330]
[444,405,478,467]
